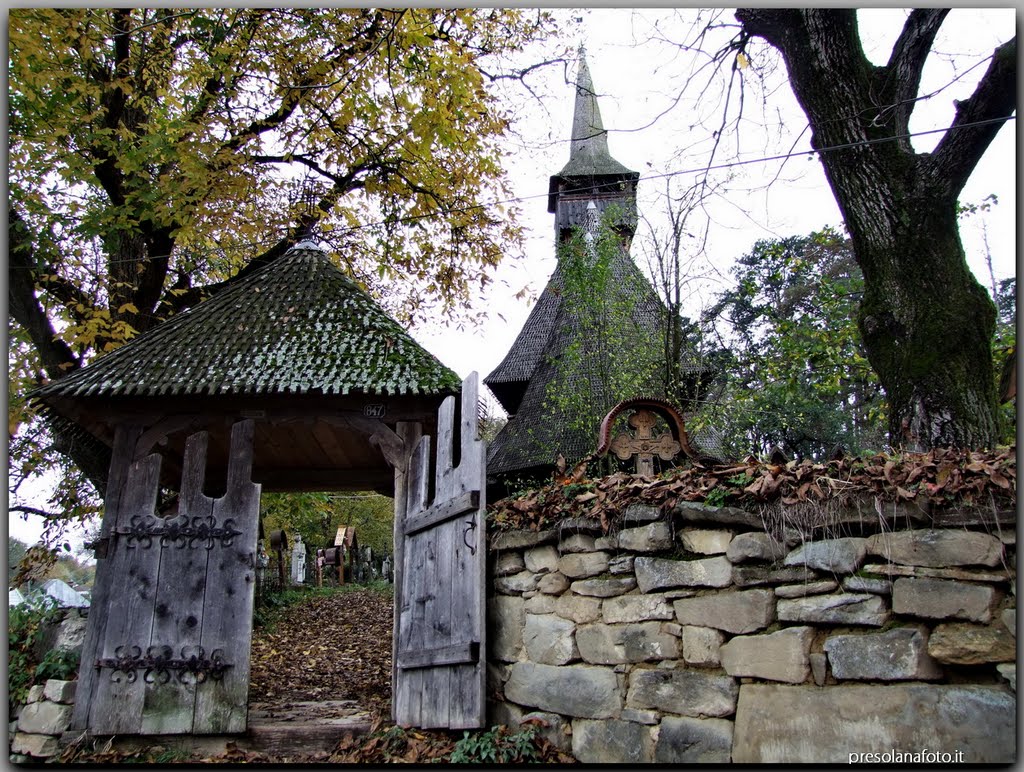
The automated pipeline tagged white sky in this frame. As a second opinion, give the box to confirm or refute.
[9,8,1016,550]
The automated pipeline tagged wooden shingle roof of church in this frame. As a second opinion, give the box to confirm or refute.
[33,243,460,404]
[485,256,671,477]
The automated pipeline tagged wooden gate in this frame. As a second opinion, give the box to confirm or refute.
[393,374,487,729]
[71,420,261,735]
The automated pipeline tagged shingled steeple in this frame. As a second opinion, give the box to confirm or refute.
[547,49,640,248]
[484,52,667,487]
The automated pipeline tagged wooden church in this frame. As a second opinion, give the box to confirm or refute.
[484,52,716,490]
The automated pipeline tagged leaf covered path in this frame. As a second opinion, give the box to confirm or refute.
[249,587,394,716]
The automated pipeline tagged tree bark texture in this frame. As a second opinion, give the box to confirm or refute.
[736,9,1015,449]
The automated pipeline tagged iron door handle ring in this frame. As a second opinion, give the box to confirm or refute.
[463,519,477,554]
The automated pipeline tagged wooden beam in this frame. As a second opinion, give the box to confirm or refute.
[403,490,480,537]
[397,641,480,671]
[392,421,422,724]
[249,467,394,491]
[70,423,143,732]
[322,415,406,468]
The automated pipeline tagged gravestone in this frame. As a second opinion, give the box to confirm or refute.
[291,534,306,584]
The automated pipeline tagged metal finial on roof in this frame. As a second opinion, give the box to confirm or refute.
[288,239,325,252]
[288,175,328,242]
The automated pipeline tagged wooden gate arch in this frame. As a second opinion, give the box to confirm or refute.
[71,420,261,735]
[72,375,488,736]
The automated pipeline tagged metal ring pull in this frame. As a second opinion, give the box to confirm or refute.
[463,519,477,554]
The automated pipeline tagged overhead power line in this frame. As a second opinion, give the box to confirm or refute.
[14,114,1015,270]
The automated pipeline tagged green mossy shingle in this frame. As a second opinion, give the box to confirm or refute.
[34,246,460,401]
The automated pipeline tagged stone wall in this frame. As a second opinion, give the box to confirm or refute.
[486,501,1016,763]
[10,680,76,761]
[9,608,87,763]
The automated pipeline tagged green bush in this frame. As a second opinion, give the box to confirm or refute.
[448,725,541,764]
[35,647,80,683]
[8,595,65,709]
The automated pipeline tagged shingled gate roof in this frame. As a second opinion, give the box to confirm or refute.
[33,244,460,403]
[30,243,462,494]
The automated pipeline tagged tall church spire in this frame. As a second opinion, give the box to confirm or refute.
[558,48,631,179]
[547,49,640,246]
[484,47,721,492]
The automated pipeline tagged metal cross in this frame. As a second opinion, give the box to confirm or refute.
[609,409,682,476]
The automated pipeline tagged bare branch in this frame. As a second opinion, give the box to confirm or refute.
[878,9,949,149]
[10,505,62,521]
[928,36,1016,199]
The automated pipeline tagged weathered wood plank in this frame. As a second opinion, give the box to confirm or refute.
[449,512,485,728]
[393,373,487,730]
[449,374,487,729]
[390,421,421,725]
[321,414,405,468]
[397,641,479,670]
[419,526,449,727]
[435,394,457,493]
[395,434,430,726]
[140,431,214,734]
[88,451,163,735]
[310,420,354,468]
[193,420,261,734]
[403,490,479,536]
[71,424,143,732]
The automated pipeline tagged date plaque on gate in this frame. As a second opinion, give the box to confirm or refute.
[363,403,386,418]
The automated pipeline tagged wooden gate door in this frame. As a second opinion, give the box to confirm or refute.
[393,374,487,729]
[71,420,261,735]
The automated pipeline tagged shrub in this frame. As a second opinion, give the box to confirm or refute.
[35,647,80,683]
[448,724,541,764]
[8,595,65,708]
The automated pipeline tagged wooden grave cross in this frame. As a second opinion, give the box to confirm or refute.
[609,408,682,476]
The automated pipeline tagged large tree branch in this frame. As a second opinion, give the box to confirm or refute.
[737,10,874,149]
[734,8,805,49]
[91,8,134,207]
[8,207,81,379]
[927,35,1016,199]
[881,9,949,150]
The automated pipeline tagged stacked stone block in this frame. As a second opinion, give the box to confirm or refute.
[487,502,1016,763]
[10,680,76,761]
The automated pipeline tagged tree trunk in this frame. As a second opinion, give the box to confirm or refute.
[734,9,1014,449]
[856,198,997,449]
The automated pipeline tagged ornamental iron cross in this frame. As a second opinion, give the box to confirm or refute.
[609,409,681,476]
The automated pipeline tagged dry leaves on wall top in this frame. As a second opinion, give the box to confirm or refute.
[488,446,1016,534]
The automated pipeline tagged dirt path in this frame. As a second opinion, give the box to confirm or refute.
[249,587,394,717]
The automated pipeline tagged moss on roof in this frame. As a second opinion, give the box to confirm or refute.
[34,246,460,401]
